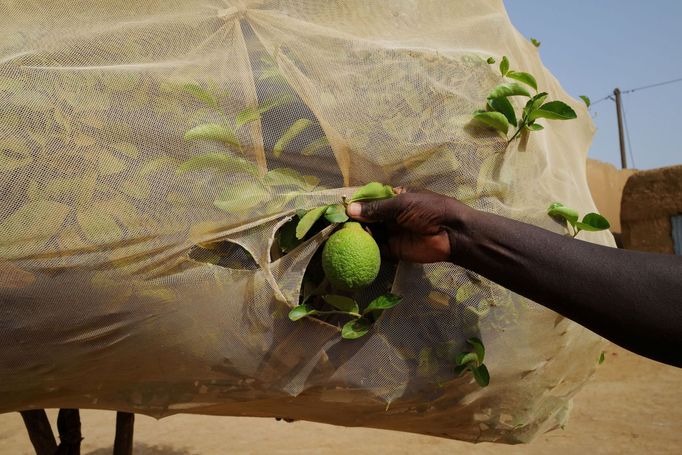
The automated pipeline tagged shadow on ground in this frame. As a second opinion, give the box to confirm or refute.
[86,443,198,455]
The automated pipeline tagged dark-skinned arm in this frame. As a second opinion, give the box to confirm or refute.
[349,192,682,367]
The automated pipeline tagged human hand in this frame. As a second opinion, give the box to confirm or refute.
[346,190,469,263]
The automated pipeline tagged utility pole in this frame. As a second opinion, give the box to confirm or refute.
[613,88,627,169]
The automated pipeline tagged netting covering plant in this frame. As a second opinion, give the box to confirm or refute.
[0,0,614,444]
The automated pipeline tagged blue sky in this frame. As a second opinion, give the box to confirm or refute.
[505,0,682,170]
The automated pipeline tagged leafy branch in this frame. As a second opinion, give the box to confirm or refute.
[473,56,577,143]
[289,293,402,339]
[180,82,314,158]
[454,337,490,387]
[547,202,610,238]
[286,182,401,340]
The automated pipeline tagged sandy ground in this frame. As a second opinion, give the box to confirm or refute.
[1,344,680,455]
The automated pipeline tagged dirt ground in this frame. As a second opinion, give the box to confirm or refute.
[1,344,680,455]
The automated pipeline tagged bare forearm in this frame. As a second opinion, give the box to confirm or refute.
[446,207,682,367]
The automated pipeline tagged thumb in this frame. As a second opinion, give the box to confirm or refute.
[346,196,403,223]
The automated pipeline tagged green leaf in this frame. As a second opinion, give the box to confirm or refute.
[289,304,316,321]
[0,138,32,171]
[499,56,509,76]
[523,92,548,118]
[277,218,302,253]
[472,364,490,387]
[97,151,126,176]
[295,205,328,239]
[363,293,402,315]
[526,123,544,131]
[455,352,479,366]
[487,97,517,127]
[473,111,509,134]
[486,57,495,64]
[236,94,294,129]
[263,168,317,190]
[488,82,531,99]
[235,107,261,129]
[182,83,219,109]
[579,95,591,108]
[530,37,541,47]
[576,213,610,231]
[547,202,579,226]
[213,180,270,212]
[341,318,371,339]
[322,295,359,313]
[324,204,349,223]
[110,142,139,159]
[301,137,330,156]
[599,351,606,364]
[273,118,312,157]
[506,71,538,91]
[529,101,577,121]
[184,123,240,147]
[0,200,70,256]
[454,364,470,376]
[76,208,123,243]
[467,337,485,362]
[177,152,258,176]
[349,182,395,202]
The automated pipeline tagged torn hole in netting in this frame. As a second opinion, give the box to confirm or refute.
[188,240,259,270]
[273,214,400,331]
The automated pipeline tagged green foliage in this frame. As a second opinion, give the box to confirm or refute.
[324,204,349,223]
[177,152,259,176]
[473,56,577,143]
[530,37,541,47]
[182,83,219,109]
[548,202,610,238]
[488,82,531,99]
[487,97,517,127]
[288,303,316,321]
[349,181,395,203]
[295,206,328,239]
[322,294,359,313]
[273,118,312,157]
[486,57,496,64]
[580,95,591,108]
[454,337,490,387]
[599,351,606,364]
[341,318,371,339]
[363,293,402,314]
[473,111,509,135]
[499,56,509,76]
[184,123,239,147]
[505,71,538,91]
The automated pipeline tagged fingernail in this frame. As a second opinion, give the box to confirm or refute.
[347,202,361,217]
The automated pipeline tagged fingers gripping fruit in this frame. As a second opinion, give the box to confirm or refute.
[321,222,380,290]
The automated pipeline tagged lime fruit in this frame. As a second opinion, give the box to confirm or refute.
[322,222,380,290]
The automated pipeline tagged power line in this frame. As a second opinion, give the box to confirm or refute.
[622,76,682,94]
[591,75,682,106]
[620,96,636,168]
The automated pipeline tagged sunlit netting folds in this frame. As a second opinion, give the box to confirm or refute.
[0,0,613,443]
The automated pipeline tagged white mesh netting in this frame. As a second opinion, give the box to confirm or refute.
[0,0,613,443]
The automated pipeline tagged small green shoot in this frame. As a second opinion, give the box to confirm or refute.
[580,96,591,108]
[599,351,606,365]
[548,202,610,238]
[473,56,576,143]
[530,37,541,47]
[454,337,490,387]
[486,57,496,64]
[288,292,402,340]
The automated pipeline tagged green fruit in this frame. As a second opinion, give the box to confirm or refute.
[322,222,380,290]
